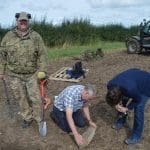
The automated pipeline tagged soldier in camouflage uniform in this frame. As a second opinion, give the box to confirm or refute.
[0,12,50,129]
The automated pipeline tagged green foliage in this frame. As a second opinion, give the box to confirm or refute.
[0,25,9,42]
[0,18,138,47]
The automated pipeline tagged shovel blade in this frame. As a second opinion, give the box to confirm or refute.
[39,121,47,136]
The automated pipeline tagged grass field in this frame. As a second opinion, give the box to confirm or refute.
[47,41,125,59]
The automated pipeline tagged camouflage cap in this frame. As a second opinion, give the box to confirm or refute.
[15,12,31,21]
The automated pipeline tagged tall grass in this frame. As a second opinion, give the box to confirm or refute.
[0,18,138,47]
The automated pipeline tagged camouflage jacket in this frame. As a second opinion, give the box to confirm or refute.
[0,28,48,75]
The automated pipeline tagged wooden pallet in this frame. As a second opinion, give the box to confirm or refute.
[49,67,88,82]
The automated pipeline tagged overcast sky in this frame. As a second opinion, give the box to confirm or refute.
[0,0,150,28]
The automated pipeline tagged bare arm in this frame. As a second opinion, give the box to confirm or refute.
[82,105,91,121]
[83,105,97,128]
[66,107,84,145]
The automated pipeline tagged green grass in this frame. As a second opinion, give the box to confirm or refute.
[47,41,125,59]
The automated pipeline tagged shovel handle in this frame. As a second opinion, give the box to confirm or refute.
[39,79,47,97]
[39,79,47,122]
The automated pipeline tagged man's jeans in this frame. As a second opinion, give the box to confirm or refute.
[117,95,149,139]
[52,106,86,133]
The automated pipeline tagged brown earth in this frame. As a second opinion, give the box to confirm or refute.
[0,50,150,150]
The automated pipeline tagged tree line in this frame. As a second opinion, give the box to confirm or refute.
[0,19,139,47]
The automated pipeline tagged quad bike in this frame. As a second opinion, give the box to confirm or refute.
[126,19,150,54]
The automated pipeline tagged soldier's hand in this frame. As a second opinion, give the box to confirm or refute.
[44,97,52,109]
[37,72,46,80]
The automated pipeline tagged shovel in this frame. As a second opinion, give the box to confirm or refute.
[39,79,47,136]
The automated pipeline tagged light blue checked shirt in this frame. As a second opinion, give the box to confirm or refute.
[54,85,85,112]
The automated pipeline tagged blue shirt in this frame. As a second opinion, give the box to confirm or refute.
[107,68,150,103]
[54,85,85,112]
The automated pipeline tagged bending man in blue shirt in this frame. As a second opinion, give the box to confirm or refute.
[50,84,97,146]
[106,68,150,144]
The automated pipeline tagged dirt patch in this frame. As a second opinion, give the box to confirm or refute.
[0,50,150,150]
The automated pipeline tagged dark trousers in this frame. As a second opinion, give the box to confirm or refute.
[117,95,149,139]
[52,106,86,133]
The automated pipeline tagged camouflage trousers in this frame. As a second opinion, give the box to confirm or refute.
[6,73,41,123]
